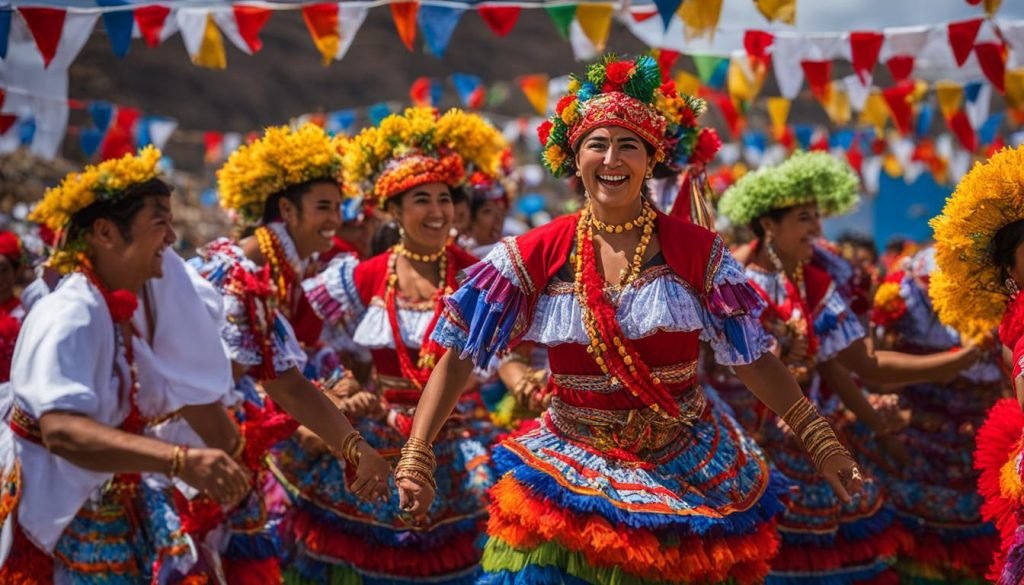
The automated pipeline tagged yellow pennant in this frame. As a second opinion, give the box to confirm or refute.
[860,90,889,134]
[195,13,227,69]
[767,97,790,135]
[824,81,851,126]
[677,0,724,40]
[935,80,964,119]
[675,71,701,98]
[576,4,614,51]
[754,0,796,25]
[1006,68,1024,110]
[882,153,903,178]
[518,74,550,116]
[985,0,1002,16]
[727,55,765,106]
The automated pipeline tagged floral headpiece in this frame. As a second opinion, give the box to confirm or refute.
[0,232,24,267]
[343,107,506,207]
[217,123,345,226]
[466,149,515,207]
[538,53,721,178]
[718,151,860,226]
[930,146,1024,342]
[30,146,164,274]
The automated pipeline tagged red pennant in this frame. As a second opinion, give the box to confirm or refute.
[974,42,1006,93]
[391,2,419,52]
[0,115,16,136]
[704,90,743,138]
[743,30,774,67]
[410,77,432,107]
[115,107,140,132]
[849,31,884,84]
[233,5,272,53]
[948,110,977,151]
[0,90,5,111]
[810,133,830,152]
[100,125,135,161]
[18,7,66,68]
[948,18,983,67]
[846,137,863,173]
[478,6,520,37]
[882,82,915,135]
[885,55,915,83]
[778,126,795,150]
[800,59,832,101]
[985,135,1005,157]
[204,132,224,163]
[135,5,171,48]
[631,8,659,22]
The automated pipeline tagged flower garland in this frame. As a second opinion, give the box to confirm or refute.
[384,246,456,390]
[573,205,679,416]
[871,275,908,328]
[255,225,300,318]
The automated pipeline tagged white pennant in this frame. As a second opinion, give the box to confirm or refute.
[805,33,847,61]
[1001,19,1024,67]
[842,74,871,111]
[502,119,521,144]
[880,25,931,60]
[861,156,883,194]
[717,143,740,165]
[569,19,599,62]
[177,8,210,61]
[935,133,954,161]
[148,118,178,151]
[903,161,924,184]
[1011,130,1024,147]
[50,12,99,70]
[772,35,808,100]
[211,7,252,55]
[335,4,369,61]
[965,82,991,130]
[222,132,243,157]
[948,149,972,184]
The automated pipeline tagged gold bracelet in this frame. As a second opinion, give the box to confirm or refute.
[229,435,246,460]
[168,445,188,477]
[339,431,364,466]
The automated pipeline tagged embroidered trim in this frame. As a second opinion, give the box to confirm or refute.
[704,236,724,295]
[551,360,698,393]
[502,237,534,296]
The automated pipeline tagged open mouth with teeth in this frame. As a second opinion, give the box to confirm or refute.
[423,220,446,231]
[597,174,629,188]
[319,229,336,239]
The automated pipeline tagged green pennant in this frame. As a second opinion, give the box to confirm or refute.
[546,5,577,40]
[692,54,728,88]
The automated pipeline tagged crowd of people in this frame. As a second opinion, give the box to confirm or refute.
[0,53,1021,585]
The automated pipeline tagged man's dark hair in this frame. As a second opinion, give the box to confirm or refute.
[261,179,338,225]
[69,178,172,242]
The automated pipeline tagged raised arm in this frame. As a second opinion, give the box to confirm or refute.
[837,337,979,384]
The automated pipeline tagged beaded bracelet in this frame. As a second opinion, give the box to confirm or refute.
[782,397,853,473]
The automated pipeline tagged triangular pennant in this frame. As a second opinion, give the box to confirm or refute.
[232,5,271,54]
[80,127,104,158]
[518,74,550,116]
[336,4,369,61]
[849,31,884,85]
[978,112,1004,146]
[50,12,99,70]
[675,71,700,97]
[18,7,66,68]
[677,0,723,40]
[823,82,851,125]
[882,82,915,135]
[391,2,419,52]
[654,0,682,31]
[368,102,392,126]
[576,4,613,51]
[0,8,10,59]
[947,18,983,67]
[793,124,814,150]
[326,109,356,134]
[974,42,1006,93]
[935,80,963,119]
[204,131,224,164]
[135,5,171,48]
[194,13,226,69]
[754,0,795,24]
[948,110,977,151]
[410,77,435,107]
[800,59,832,102]
[302,3,340,65]
[88,101,114,132]
[478,6,520,37]
[147,117,178,150]
[97,0,133,59]
[223,132,243,157]
[860,91,889,134]
[545,5,576,40]
[915,102,935,137]
[1007,68,1024,110]
[767,97,790,136]
[115,107,140,132]
[885,55,914,83]
[728,54,766,106]
[692,54,729,89]
[0,115,18,137]
[451,73,484,108]
[771,35,807,99]
[842,74,871,111]
[984,0,1003,16]
[419,4,464,58]
[630,7,658,23]
[707,90,742,137]
[965,82,991,129]
[743,30,774,67]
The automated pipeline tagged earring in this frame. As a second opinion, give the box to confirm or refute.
[575,169,582,177]
[765,233,784,273]
[1007,277,1020,296]
[645,169,653,179]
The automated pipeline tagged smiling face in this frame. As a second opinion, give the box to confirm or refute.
[391,182,454,252]
[88,195,177,287]
[279,181,343,259]
[470,199,507,247]
[759,202,822,264]
[575,126,653,212]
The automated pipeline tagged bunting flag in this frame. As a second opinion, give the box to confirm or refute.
[772,36,807,99]
[654,0,682,31]
[518,74,550,116]
[882,82,915,135]
[326,109,356,134]
[935,80,964,119]
[419,4,464,57]
[692,54,729,89]
[861,95,889,138]
[303,3,339,65]
[706,90,743,137]
[368,102,392,125]
[675,71,701,97]
[947,18,983,67]
[180,11,227,69]
[88,101,114,132]
[97,0,133,59]
[977,112,1004,146]
[335,4,369,61]
[974,41,1006,93]
[229,5,272,54]
[451,73,485,109]
[823,81,851,125]
[576,4,613,51]
[135,5,171,48]
[767,96,790,136]
[849,31,884,85]
[204,131,224,164]
[677,0,723,40]
[728,54,766,107]
[18,7,65,68]
[410,77,443,107]
[915,102,935,137]
[947,110,977,151]
[754,0,796,24]
[801,59,832,102]
[653,48,680,80]
[1007,68,1024,110]
[478,5,519,37]
[545,5,576,39]
[0,7,10,59]
[391,1,419,52]
[80,127,104,158]
[885,55,915,83]
[743,30,774,67]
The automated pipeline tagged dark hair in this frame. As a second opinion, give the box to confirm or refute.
[570,133,658,198]
[371,220,402,256]
[261,179,338,225]
[993,219,1024,278]
[69,178,172,242]
[838,231,879,261]
[749,207,792,240]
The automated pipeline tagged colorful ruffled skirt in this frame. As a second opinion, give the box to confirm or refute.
[848,380,1000,584]
[710,381,904,584]
[975,397,1024,585]
[270,409,495,584]
[479,391,787,585]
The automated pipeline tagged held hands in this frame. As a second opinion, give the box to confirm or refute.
[396,474,435,523]
[348,440,391,502]
[178,447,251,508]
[819,452,866,505]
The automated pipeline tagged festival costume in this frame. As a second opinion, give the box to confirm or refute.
[275,107,506,584]
[931,146,1024,584]
[865,248,1001,583]
[717,151,904,584]
[0,148,227,583]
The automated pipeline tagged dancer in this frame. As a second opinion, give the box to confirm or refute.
[396,55,864,585]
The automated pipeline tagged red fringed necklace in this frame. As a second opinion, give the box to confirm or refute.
[255,225,301,319]
[384,244,455,390]
[573,202,680,416]
[749,261,820,362]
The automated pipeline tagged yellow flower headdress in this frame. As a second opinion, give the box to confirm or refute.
[343,107,507,207]
[217,123,345,225]
[30,146,164,274]
[930,146,1024,342]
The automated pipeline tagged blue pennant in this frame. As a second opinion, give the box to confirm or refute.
[368,103,391,126]
[89,101,114,132]
[327,109,356,135]
[0,8,11,59]
[978,112,1005,147]
[80,127,104,158]
[419,4,465,58]
[451,73,482,107]
[914,103,934,138]
[97,0,133,58]
[653,0,682,31]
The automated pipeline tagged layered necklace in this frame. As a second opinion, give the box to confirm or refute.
[255,225,306,318]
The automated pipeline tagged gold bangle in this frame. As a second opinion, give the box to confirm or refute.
[168,445,188,477]
[340,431,364,466]
[229,435,246,460]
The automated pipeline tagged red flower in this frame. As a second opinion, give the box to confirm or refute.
[691,128,722,165]
[602,81,619,93]
[105,289,139,323]
[555,95,575,115]
[537,120,553,145]
[606,61,633,85]
[659,81,677,98]
[678,106,697,128]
